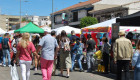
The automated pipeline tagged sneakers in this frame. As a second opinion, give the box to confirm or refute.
[66,74,70,78]
[34,68,37,71]
[3,65,6,67]
[8,65,11,67]
[80,69,84,72]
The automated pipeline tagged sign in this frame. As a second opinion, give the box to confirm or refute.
[62,13,66,20]
[112,23,120,41]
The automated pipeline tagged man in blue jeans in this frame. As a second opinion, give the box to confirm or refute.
[71,39,84,72]
[2,33,11,67]
[86,34,96,72]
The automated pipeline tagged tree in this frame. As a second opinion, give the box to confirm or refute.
[80,16,98,28]
[22,18,32,22]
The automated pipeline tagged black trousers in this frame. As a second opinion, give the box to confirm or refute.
[103,53,109,73]
[117,60,130,80]
[0,50,3,62]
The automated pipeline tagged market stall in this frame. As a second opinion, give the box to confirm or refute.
[109,11,140,74]
[0,28,6,35]
[82,18,117,46]
[41,26,51,33]
[14,22,44,33]
[52,26,81,36]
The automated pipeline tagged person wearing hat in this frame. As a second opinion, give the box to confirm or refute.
[114,31,133,80]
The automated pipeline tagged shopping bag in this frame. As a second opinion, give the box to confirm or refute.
[11,64,19,80]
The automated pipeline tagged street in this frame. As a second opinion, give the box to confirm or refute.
[0,66,116,80]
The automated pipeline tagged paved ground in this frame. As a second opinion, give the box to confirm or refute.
[0,65,116,80]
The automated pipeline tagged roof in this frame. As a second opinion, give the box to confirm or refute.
[52,0,100,15]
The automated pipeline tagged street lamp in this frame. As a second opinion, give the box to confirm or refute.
[52,0,54,29]
[20,0,29,28]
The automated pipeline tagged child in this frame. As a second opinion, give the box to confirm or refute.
[11,43,17,66]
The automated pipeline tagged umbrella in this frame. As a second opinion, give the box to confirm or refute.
[14,22,44,33]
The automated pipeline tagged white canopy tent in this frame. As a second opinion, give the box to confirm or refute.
[52,26,81,35]
[7,30,15,34]
[0,28,6,35]
[41,26,51,33]
[85,18,116,28]
[120,26,140,33]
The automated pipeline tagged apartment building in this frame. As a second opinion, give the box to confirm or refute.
[0,15,20,31]
[25,16,51,27]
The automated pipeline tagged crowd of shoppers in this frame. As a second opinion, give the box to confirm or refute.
[0,30,139,80]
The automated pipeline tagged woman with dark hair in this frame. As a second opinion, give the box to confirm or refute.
[59,30,71,78]
[33,35,40,71]
[132,40,140,80]
[102,37,111,74]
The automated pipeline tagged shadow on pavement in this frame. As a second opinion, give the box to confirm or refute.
[92,71,116,80]
[34,73,42,75]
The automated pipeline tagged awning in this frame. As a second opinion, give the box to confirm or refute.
[116,11,140,26]
[89,6,128,15]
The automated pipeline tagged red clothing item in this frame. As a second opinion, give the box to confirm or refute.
[9,38,12,48]
[17,42,36,61]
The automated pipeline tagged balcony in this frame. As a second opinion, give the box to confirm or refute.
[9,18,19,22]
[70,18,82,22]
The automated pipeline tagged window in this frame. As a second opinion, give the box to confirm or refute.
[73,12,78,22]
[87,10,93,17]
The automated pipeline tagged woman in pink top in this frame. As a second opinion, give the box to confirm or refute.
[14,33,39,80]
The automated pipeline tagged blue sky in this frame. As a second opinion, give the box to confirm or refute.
[0,0,88,16]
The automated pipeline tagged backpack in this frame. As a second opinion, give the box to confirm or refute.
[64,38,70,52]
[2,38,9,49]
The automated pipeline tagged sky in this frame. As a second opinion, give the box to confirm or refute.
[0,0,88,16]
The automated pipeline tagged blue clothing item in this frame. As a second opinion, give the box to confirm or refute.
[3,49,11,65]
[69,35,79,41]
[71,54,83,71]
[0,37,3,43]
[2,38,9,49]
[134,67,140,80]
[39,34,58,60]
[72,43,83,54]
[132,50,140,68]
[3,38,9,45]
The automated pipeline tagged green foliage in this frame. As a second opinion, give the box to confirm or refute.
[80,16,98,28]
[22,18,32,22]
[22,18,26,22]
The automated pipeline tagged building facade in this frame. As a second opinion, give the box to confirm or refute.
[51,0,100,29]
[51,0,140,29]
[25,16,51,27]
[89,0,140,22]
[0,15,20,31]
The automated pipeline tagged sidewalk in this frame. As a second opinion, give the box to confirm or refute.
[0,65,116,80]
